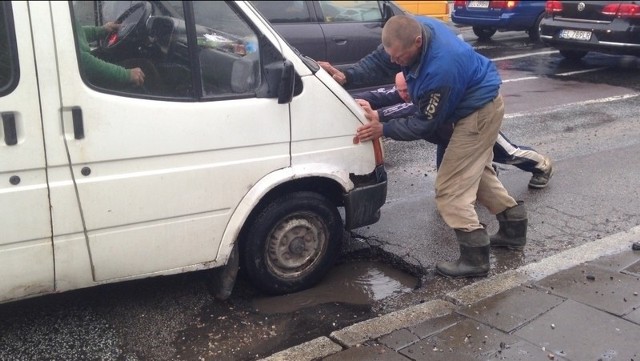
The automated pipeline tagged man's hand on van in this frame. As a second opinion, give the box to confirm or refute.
[356,99,380,123]
[103,22,121,34]
[356,120,383,143]
[354,99,383,142]
[318,61,346,85]
[129,68,145,87]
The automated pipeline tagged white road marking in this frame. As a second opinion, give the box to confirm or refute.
[505,93,640,118]
[491,50,559,62]
[556,67,609,76]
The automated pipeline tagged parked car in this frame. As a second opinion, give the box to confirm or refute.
[451,0,546,41]
[539,1,640,61]
[250,1,461,89]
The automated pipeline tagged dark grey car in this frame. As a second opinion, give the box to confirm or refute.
[249,1,461,89]
[250,1,405,66]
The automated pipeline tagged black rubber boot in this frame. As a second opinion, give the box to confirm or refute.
[490,201,528,250]
[436,229,490,278]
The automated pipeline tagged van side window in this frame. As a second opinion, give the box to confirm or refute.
[250,1,311,24]
[0,2,18,96]
[70,1,195,98]
[193,1,261,97]
[71,1,260,99]
[319,1,383,22]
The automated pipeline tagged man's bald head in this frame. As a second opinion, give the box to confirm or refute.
[394,72,410,103]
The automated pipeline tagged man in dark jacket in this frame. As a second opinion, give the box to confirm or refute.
[353,72,554,188]
[321,15,528,278]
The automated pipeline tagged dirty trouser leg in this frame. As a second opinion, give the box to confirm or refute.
[493,132,552,174]
[435,94,517,238]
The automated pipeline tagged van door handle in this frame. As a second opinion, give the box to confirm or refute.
[2,112,17,145]
[72,106,84,139]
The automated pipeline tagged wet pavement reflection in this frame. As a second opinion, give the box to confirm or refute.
[253,261,419,314]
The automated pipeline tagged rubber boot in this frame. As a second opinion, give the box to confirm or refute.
[436,229,490,278]
[490,201,528,250]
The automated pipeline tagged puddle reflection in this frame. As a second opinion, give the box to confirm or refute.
[253,261,418,314]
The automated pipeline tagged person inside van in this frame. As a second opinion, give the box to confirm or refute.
[75,21,146,89]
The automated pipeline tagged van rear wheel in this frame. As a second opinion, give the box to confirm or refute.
[242,191,343,295]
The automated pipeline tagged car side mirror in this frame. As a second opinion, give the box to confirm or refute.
[381,1,394,25]
[277,60,295,104]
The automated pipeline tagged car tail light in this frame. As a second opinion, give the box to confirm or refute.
[489,1,518,9]
[545,0,563,14]
[372,138,384,166]
[454,0,466,8]
[602,3,640,18]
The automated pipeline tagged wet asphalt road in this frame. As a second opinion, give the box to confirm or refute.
[2,29,640,360]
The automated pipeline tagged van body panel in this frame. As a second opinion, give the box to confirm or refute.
[52,234,94,292]
[0,1,54,302]
[49,1,290,280]
[290,75,376,175]
[0,0,387,303]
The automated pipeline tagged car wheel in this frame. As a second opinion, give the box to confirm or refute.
[528,12,544,42]
[559,49,588,61]
[242,191,343,295]
[472,26,497,40]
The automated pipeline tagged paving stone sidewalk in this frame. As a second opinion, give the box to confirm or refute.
[262,226,640,361]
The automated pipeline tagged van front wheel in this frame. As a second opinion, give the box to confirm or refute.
[242,191,343,295]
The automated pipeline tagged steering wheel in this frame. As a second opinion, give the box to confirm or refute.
[104,2,152,50]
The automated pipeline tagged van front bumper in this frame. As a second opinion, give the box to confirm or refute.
[344,165,388,230]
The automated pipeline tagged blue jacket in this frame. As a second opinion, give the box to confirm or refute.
[343,16,502,142]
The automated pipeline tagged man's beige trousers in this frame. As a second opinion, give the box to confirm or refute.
[435,94,518,234]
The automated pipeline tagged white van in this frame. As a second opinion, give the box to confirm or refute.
[0,0,387,304]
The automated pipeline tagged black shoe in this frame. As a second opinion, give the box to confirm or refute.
[528,159,553,189]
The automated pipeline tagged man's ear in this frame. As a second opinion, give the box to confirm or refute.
[414,35,422,47]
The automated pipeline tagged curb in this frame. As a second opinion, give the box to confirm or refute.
[259,225,640,361]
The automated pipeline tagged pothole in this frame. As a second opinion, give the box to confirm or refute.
[252,260,419,314]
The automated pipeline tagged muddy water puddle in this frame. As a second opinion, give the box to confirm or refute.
[253,260,419,314]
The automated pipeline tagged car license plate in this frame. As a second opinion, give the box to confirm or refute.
[559,29,592,41]
[468,1,490,8]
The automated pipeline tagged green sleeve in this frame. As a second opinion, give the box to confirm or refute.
[77,25,130,87]
[82,25,107,43]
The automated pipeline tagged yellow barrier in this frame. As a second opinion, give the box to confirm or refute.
[394,1,450,21]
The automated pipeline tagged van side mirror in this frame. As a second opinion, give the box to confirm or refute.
[277,60,295,104]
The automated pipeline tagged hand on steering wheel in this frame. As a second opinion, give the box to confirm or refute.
[104,2,151,49]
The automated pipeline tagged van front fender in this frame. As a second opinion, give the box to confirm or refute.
[215,164,354,264]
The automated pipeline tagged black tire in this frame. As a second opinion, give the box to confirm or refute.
[559,49,588,61]
[242,191,343,295]
[473,26,497,40]
[528,12,544,42]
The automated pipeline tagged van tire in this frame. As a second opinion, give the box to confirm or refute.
[242,191,343,295]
